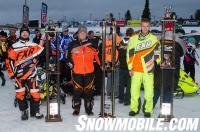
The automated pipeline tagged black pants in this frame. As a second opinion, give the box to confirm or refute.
[0,69,4,78]
[184,63,195,81]
[0,69,5,85]
[60,61,71,82]
[18,98,40,116]
[94,62,102,95]
[38,54,46,68]
[14,76,40,115]
[153,68,179,108]
[118,68,131,104]
[72,73,95,111]
[0,69,3,75]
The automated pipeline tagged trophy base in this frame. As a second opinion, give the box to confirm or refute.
[45,114,62,122]
[99,112,116,118]
[158,114,174,122]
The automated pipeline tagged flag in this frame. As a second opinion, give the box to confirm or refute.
[23,5,29,26]
[41,2,48,28]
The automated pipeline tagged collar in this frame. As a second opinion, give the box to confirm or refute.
[79,39,88,44]
[138,31,150,41]
[19,39,29,44]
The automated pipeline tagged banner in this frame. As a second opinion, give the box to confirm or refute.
[41,2,48,28]
[127,20,141,27]
[182,19,200,27]
[23,5,29,26]
[116,20,126,27]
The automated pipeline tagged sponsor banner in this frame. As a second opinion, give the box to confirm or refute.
[182,20,200,27]
[41,2,48,28]
[116,20,126,27]
[127,20,141,27]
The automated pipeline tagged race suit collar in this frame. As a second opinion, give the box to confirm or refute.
[138,31,150,41]
[19,39,29,43]
[79,39,88,45]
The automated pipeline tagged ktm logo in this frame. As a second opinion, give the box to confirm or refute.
[16,48,35,60]
[136,41,152,51]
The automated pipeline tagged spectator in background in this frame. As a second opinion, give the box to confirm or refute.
[118,28,134,105]
[7,29,18,48]
[88,30,102,95]
[105,27,121,98]
[52,26,73,82]
[33,29,42,44]
[0,31,7,86]
[183,40,199,81]
[153,34,185,109]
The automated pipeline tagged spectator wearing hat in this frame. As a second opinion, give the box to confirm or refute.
[51,26,73,83]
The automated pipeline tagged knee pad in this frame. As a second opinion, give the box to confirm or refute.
[30,90,41,101]
[16,91,26,101]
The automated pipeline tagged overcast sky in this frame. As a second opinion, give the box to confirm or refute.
[0,0,200,24]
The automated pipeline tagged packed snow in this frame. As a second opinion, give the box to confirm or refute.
[0,27,200,132]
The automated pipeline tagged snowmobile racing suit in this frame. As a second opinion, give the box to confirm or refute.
[127,32,160,114]
[6,39,44,117]
[67,39,100,115]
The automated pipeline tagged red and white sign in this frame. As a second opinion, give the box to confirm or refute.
[116,20,126,27]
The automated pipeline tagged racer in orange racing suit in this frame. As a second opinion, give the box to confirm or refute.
[67,25,101,116]
[6,26,44,120]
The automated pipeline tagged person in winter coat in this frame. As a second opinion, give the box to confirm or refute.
[0,31,7,86]
[118,28,134,105]
[183,40,199,81]
[88,30,102,96]
[67,25,100,116]
[33,28,42,44]
[51,26,73,82]
[153,34,185,108]
[7,29,18,48]
[6,25,44,120]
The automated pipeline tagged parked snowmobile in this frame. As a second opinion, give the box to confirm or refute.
[175,68,200,98]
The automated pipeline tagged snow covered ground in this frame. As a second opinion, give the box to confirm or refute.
[0,50,199,132]
[0,30,200,132]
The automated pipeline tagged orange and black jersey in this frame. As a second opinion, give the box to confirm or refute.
[6,40,43,79]
[67,39,100,74]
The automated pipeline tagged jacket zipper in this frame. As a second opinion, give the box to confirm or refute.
[82,46,86,74]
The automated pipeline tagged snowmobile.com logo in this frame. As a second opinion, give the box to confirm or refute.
[75,115,199,131]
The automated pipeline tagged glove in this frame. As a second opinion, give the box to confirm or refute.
[14,69,24,78]
[67,62,73,69]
